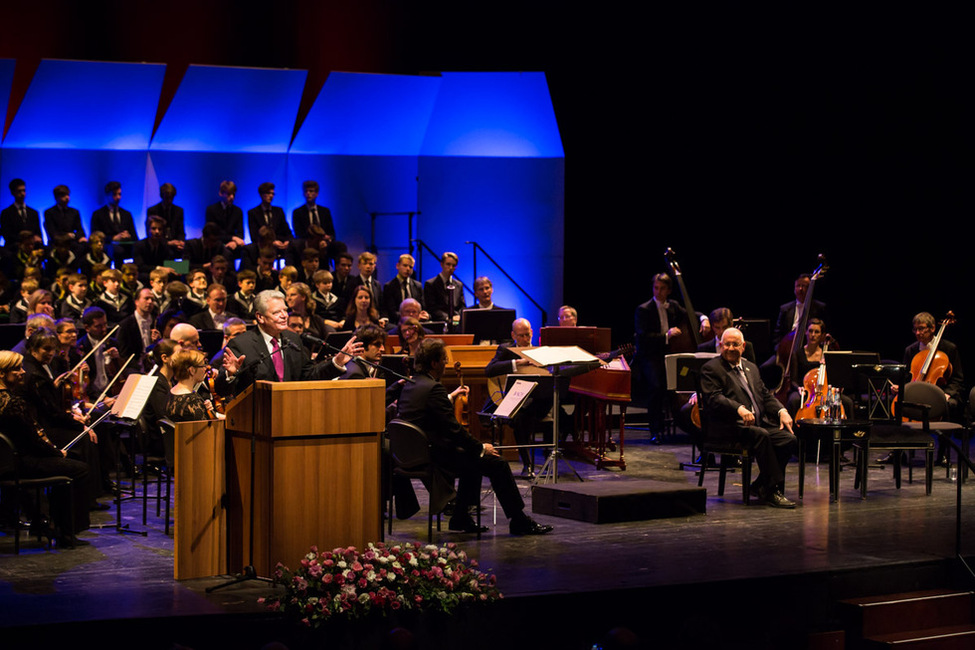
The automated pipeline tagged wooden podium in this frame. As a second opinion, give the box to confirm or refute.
[174,378,385,579]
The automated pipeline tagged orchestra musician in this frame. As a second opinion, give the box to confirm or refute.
[634,273,710,440]
[772,273,829,347]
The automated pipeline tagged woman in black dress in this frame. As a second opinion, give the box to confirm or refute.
[166,349,220,422]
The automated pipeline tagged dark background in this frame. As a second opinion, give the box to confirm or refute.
[2,3,972,368]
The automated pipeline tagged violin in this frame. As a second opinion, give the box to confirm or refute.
[205,367,226,415]
[453,361,470,427]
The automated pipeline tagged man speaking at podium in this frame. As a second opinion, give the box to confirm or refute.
[218,290,362,396]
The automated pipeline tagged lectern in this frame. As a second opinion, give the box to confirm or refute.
[174,378,385,579]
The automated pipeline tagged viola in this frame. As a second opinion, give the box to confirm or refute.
[453,361,470,427]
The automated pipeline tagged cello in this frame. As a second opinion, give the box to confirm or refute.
[774,255,828,404]
[909,311,956,386]
[795,334,846,421]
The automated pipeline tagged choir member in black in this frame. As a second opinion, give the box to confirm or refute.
[344,252,383,315]
[292,180,344,263]
[80,232,111,278]
[166,349,220,422]
[331,253,354,309]
[469,276,498,310]
[203,180,245,252]
[227,270,257,321]
[382,254,424,322]
[133,215,174,279]
[246,182,293,251]
[186,223,232,270]
[0,350,91,547]
[0,178,42,250]
[90,181,137,263]
[43,184,87,248]
[312,270,343,327]
[145,183,185,252]
[423,251,465,326]
[93,269,131,326]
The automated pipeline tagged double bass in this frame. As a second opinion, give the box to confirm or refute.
[774,255,828,404]
[664,247,705,353]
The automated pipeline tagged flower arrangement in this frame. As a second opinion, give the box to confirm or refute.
[259,542,502,627]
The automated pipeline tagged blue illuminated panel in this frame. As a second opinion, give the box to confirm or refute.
[291,72,441,155]
[3,60,164,150]
[417,156,565,324]
[421,72,564,158]
[151,65,306,153]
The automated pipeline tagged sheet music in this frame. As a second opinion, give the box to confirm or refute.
[520,345,598,367]
[111,374,157,420]
[494,379,537,419]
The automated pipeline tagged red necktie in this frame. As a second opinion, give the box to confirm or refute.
[271,338,285,381]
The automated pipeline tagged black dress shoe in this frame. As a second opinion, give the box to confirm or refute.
[448,515,487,534]
[509,516,554,536]
[748,480,763,499]
[763,490,796,509]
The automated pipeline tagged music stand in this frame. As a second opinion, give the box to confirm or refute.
[461,308,517,344]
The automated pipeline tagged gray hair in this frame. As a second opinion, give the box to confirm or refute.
[254,289,286,316]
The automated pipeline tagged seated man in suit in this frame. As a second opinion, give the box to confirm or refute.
[700,327,797,508]
[44,184,87,250]
[902,311,965,465]
[216,289,361,397]
[397,337,553,535]
[423,251,465,327]
[145,182,186,252]
[189,283,230,331]
[484,318,564,475]
[1,178,42,250]
[382,254,424,322]
[203,180,245,251]
[698,307,756,363]
[247,182,292,252]
[339,323,387,381]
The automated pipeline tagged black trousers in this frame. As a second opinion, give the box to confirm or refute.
[440,450,525,520]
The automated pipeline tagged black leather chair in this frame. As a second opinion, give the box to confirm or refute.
[386,419,475,541]
[695,384,753,505]
[0,432,75,553]
[851,364,935,495]
[901,382,967,482]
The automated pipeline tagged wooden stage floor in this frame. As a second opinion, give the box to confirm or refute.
[3,425,975,648]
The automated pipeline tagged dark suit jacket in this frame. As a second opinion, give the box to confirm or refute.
[701,356,784,437]
[485,342,520,378]
[903,339,965,401]
[185,238,231,268]
[292,204,336,241]
[205,202,244,244]
[247,205,292,244]
[116,313,152,371]
[697,338,757,364]
[773,299,828,346]
[423,274,465,322]
[146,202,186,241]
[396,372,484,462]
[132,238,174,275]
[1,204,41,247]
[216,328,344,396]
[382,277,424,321]
[91,205,138,241]
[634,298,690,361]
[43,205,86,242]
[339,357,382,381]
[189,310,220,331]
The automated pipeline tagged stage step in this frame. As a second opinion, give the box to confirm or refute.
[838,589,975,649]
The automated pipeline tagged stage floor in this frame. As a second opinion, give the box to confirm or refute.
[2,426,975,647]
